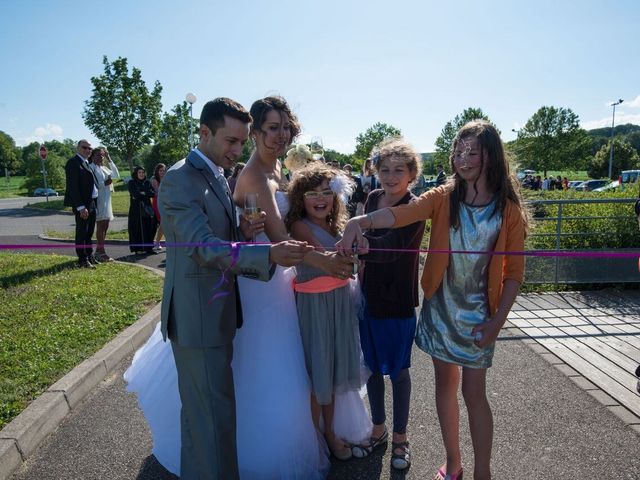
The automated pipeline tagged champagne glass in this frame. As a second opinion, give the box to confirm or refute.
[310,136,324,162]
[244,193,261,242]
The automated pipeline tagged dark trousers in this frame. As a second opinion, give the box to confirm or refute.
[171,341,239,480]
[73,203,96,261]
[367,369,412,434]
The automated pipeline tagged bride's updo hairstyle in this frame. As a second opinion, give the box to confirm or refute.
[285,163,348,237]
[249,96,301,144]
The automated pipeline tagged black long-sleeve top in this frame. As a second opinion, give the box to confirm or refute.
[361,189,426,318]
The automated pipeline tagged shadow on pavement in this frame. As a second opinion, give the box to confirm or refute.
[135,455,177,480]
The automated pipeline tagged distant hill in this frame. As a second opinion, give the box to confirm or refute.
[587,123,640,138]
[586,123,640,155]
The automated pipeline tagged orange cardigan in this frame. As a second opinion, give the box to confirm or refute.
[390,186,526,316]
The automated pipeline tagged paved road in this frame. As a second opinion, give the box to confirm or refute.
[9,315,640,480]
[0,197,127,236]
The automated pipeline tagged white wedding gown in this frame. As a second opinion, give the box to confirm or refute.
[125,192,371,479]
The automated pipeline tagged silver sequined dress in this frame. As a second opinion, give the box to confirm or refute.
[415,198,502,368]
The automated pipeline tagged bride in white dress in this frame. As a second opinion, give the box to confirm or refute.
[125,96,370,479]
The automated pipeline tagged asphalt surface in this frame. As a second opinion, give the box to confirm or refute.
[8,326,640,479]
[2,199,640,479]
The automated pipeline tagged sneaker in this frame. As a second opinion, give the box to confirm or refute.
[88,255,101,265]
[77,259,96,269]
[96,253,113,262]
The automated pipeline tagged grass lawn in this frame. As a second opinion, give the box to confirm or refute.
[0,253,163,429]
[44,228,130,241]
[0,175,28,199]
[27,187,131,216]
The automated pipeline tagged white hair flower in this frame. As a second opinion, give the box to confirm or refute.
[284,144,314,172]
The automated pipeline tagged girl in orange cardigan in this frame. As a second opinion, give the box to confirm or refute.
[338,120,528,480]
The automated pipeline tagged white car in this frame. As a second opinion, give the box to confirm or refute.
[592,180,620,192]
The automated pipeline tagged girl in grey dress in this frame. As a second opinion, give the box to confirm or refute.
[285,163,363,461]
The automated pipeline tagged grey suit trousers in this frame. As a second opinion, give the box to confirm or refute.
[171,342,238,480]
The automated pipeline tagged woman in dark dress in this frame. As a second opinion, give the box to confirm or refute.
[128,166,157,254]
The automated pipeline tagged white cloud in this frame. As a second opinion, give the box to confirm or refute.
[626,95,640,108]
[20,123,64,145]
[581,111,640,130]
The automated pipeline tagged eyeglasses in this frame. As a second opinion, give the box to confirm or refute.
[80,146,92,150]
[303,190,334,199]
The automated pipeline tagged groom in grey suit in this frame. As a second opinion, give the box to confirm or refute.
[158,98,311,480]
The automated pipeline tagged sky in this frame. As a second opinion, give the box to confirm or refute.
[1,0,639,154]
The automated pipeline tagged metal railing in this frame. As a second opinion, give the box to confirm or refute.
[524,197,640,284]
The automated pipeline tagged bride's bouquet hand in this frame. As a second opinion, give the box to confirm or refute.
[240,210,266,242]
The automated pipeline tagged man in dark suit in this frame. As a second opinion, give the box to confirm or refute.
[159,98,312,480]
[63,140,99,268]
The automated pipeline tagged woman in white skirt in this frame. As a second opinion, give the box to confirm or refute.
[88,148,120,261]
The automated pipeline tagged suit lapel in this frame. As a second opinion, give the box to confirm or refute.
[187,151,236,231]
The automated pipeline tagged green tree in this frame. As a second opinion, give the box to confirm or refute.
[141,101,198,172]
[21,140,73,193]
[353,122,401,163]
[433,108,495,167]
[323,148,352,167]
[587,139,640,179]
[83,56,163,172]
[515,106,591,177]
[0,131,20,175]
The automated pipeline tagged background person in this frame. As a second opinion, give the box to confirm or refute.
[151,163,166,250]
[63,139,99,268]
[127,166,157,254]
[89,147,120,261]
[226,162,244,194]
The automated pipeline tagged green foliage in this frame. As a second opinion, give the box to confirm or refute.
[0,175,28,198]
[588,139,640,179]
[323,148,352,167]
[514,106,592,176]
[353,122,401,162]
[141,101,197,172]
[21,140,73,193]
[0,253,163,428]
[433,108,495,168]
[29,185,130,215]
[526,189,638,251]
[0,131,20,174]
[83,56,163,172]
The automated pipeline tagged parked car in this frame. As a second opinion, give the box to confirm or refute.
[573,180,608,192]
[516,169,536,180]
[568,180,584,189]
[33,188,59,197]
[593,180,620,192]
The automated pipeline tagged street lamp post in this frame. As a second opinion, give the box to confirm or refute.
[185,92,197,150]
[608,99,623,179]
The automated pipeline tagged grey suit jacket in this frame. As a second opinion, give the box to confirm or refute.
[158,150,272,347]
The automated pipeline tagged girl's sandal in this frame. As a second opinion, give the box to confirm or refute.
[434,465,464,480]
[390,441,411,470]
[351,428,388,458]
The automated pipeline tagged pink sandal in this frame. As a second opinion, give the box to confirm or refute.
[434,465,463,480]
